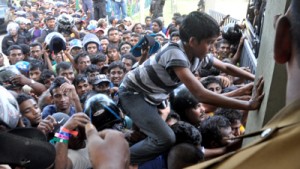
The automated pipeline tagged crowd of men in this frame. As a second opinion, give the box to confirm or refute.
[0,0,298,169]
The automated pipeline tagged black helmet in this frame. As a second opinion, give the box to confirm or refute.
[0,66,22,90]
[57,13,75,31]
[169,84,198,121]
[84,94,124,131]
[222,23,242,44]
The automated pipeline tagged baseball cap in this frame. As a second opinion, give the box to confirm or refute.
[69,39,83,50]
[93,74,111,85]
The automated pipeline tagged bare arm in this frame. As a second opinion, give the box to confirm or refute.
[174,67,263,110]
[231,37,246,65]
[213,58,255,81]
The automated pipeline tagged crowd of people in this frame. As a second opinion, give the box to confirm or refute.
[1,0,298,169]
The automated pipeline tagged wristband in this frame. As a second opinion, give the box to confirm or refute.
[60,127,78,137]
[50,137,69,144]
[55,133,70,140]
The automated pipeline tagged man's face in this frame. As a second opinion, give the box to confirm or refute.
[88,71,100,80]
[94,82,110,95]
[109,67,125,86]
[171,36,180,43]
[155,36,165,45]
[29,69,42,81]
[77,56,91,73]
[44,75,55,89]
[152,22,161,33]
[100,39,109,53]
[121,58,133,72]
[9,28,18,36]
[30,45,42,59]
[219,126,234,147]
[76,80,91,97]
[194,37,218,59]
[130,36,140,46]
[145,18,152,26]
[122,33,131,43]
[207,83,222,94]
[58,68,75,83]
[46,19,56,29]
[9,49,24,65]
[52,87,70,111]
[185,103,208,125]
[53,51,63,63]
[120,44,131,55]
[19,99,42,126]
[107,48,120,63]
[231,120,242,136]
[108,30,120,43]
[218,43,230,59]
[133,24,143,34]
[87,43,98,55]
[70,47,82,56]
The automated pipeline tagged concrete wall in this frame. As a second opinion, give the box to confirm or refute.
[243,0,290,145]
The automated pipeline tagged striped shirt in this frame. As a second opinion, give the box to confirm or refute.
[121,41,214,105]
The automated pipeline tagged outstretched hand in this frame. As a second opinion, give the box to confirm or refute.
[249,76,265,110]
[85,123,130,169]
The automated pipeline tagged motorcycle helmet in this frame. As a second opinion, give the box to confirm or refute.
[222,23,242,44]
[57,13,75,31]
[84,94,124,131]
[169,84,198,121]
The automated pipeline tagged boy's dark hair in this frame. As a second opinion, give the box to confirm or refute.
[40,69,56,84]
[200,116,231,148]
[175,16,184,27]
[122,30,132,35]
[166,111,181,123]
[16,93,34,106]
[91,53,106,65]
[19,44,30,56]
[198,66,220,77]
[170,121,202,145]
[131,32,141,39]
[145,16,151,21]
[180,11,219,43]
[74,52,89,64]
[170,31,180,39]
[29,42,42,49]
[29,59,44,71]
[107,61,126,73]
[49,77,67,96]
[167,143,204,169]
[56,62,73,75]
[107,43,119,51]
[84,64,101,75]
[74,74,89,87]
[8,45,23,55]
[121,53,136,65]
[215,108,242,124]
[201,76,223,89]
[107,27,119,35]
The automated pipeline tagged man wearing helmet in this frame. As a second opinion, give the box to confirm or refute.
[56,13,80,40]
[37,15,56,44]
[2,22,28,56]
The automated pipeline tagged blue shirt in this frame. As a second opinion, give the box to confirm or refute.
[42,105,77,119]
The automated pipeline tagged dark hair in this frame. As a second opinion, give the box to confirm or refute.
[145,16,151,21]
[198,66,220,77]
[200,116,231,148]
[40,69,56,84]
[29,59,44,71]
[152,19,162,30]
[19,44,30,56]
[56,62,73,75]
[49,77,67,95]
[131,32,141,39]
[171,121,202,145]
[131,23,143,32]
[215,108,242,124]
[91,53,106,64]
[29,42,42,49]
[121,53,136,65]
[16,93,34,106]
[216,38,230,49]
[73,74,89,87]
[201,76,223,89]
[8,45,23,55]
[123,30,132,35]
[107,27,119,36]
[175,16,184,27]
[84,64,101,75]
[107,43,119,51]
[180,11,219,43]
[74,52,89,64]
[107,61,126,73]
[167,143,204,169]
